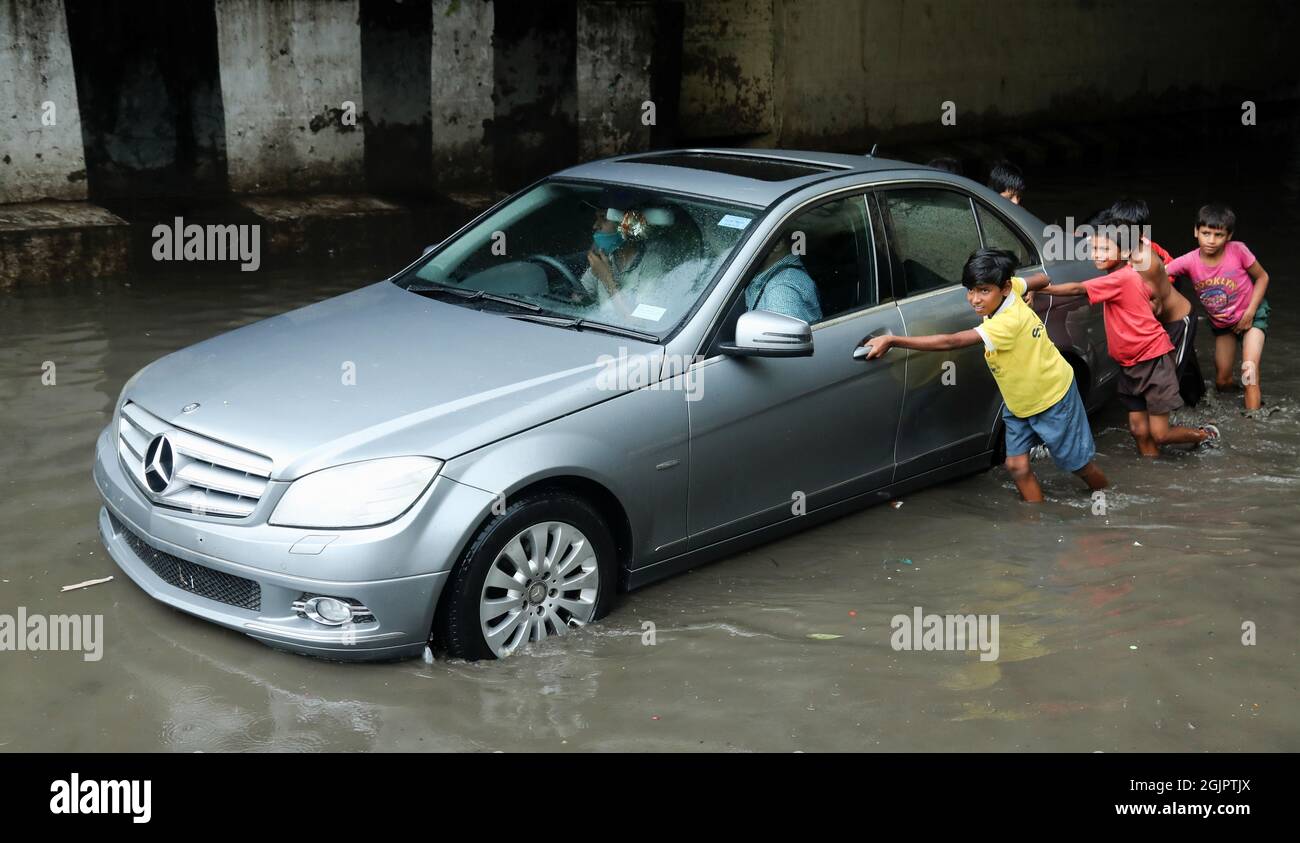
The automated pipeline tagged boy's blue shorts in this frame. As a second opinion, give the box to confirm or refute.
[1003,381,1096,473]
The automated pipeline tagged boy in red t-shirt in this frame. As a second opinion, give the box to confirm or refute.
[1104,199,1205,407]
[1036,228,1220,456]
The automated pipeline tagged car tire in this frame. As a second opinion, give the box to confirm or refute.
[435,492,617,661]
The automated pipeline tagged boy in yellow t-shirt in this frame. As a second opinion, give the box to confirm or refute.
[862,248,1107,502]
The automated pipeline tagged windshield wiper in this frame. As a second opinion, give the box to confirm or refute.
[406,282,541,312]
[409,282,657,340]
[405,281,479,298]
[504,313,658,342]
[477,291,541,311]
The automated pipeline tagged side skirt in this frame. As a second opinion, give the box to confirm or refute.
[623,451,995,591]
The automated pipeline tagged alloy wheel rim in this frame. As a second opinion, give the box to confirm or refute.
[479,521,599,657]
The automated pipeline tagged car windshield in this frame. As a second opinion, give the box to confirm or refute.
[393,180,760,338]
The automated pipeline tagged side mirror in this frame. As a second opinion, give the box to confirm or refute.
[719,309,814,358]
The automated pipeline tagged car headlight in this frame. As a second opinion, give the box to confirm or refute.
[269,456,443,529]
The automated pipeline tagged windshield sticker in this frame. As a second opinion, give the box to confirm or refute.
[717,214,752,230]
[631,303,667,322]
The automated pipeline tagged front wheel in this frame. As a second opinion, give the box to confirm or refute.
[435,493,617,660]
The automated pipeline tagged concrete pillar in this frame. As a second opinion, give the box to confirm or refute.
[430,0,494,187]
[576,0,657,161]
[214,0,365,193]
[0,0,88,203]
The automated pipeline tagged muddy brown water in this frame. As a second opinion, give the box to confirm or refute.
[2,141,1298,752]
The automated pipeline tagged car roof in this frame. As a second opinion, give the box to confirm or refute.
[553,148,933,207]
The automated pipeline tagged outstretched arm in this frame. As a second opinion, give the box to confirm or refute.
[1040,282,1089,297]
[862,330,982,359]
[1022,271,1051,292]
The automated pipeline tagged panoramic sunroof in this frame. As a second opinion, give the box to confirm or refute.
[622,152,843,181]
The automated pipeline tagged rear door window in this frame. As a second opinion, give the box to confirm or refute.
[975,203,1039,268]
[877,187,982,296]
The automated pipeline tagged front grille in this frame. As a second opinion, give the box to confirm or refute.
[117,401,273,519]
[109,511,261,612]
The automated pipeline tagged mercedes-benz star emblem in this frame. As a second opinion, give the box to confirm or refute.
[143,434,175,494]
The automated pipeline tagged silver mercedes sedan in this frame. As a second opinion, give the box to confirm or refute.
[93,149,1116,661]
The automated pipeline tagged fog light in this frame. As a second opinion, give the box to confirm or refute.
[293,595,364,627]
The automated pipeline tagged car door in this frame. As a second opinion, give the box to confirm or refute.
[683,191,907,549]
[875,185,1004,479]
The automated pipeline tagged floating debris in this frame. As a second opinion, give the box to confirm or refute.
[60,576,113,593]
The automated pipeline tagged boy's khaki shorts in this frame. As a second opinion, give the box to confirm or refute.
[1118,352,1183,415]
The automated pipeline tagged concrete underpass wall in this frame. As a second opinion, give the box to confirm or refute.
[214,0,364,193]
[677,0,1300,149]
[0,0,87,203]
[5,0,1300,210]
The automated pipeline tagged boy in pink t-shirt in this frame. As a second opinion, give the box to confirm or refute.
[1033,228,1218,456]
[1165,203,1272,411]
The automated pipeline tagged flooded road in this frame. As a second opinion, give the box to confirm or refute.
[2,130,1297,752]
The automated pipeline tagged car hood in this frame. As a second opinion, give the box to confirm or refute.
[124,281,662,479]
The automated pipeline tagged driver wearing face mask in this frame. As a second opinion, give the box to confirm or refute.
[580,193,677,318]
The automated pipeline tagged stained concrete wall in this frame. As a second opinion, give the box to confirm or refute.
[677,0,1300,148]
[577,0,658,160]
[5,0,1300,206]
[679,0,773,140]
[841,0,1300,142]
[430,0,494,187]
[0,0,87,203]
[214,0,364,193]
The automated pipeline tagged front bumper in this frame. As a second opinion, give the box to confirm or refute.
[93,425,496,661]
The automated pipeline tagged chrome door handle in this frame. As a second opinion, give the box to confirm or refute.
[853,329,892,360]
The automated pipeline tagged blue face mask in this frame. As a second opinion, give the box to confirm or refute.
[592,231,623,253]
